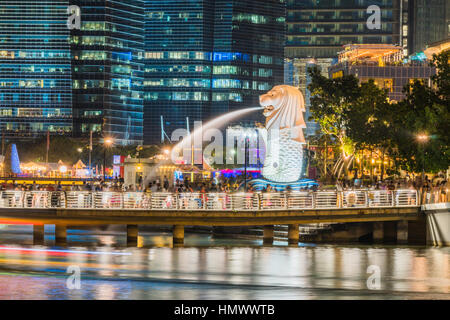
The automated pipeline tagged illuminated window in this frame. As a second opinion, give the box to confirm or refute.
[332,71,343,79]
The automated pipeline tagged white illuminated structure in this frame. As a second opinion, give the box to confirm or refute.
[259,85,307,183]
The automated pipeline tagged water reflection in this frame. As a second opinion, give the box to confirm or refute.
[0,225,448,300]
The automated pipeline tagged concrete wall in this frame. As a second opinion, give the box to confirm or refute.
[124,159,156,189]
[425,203,450,246]
[314,223,374,243]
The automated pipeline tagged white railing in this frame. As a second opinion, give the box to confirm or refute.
[0,190,419,211]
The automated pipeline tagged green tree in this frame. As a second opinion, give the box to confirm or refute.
[2,144,12,176]
[344,80,394,178]
[15,136,85,164]
[388,52,450,173]
[13,136,160,168]
[308,67,360,179]
[308,67,360,149]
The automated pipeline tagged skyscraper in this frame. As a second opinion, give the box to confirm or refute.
[286,0,402,58]
[0,1,73,139]
[144,0,285,144]
[144,0,215,144]
[285,0,404,138]
[70,0,145,145]
[0,0,145,145]
[411,0,449,53]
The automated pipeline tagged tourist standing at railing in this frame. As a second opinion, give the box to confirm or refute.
[163,176,170,191]
[200,184,207,208]
[431,183,440,204]
[437,181,446,203]
[387,181,395,191]
[421,182,431,204]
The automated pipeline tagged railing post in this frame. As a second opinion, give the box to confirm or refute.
[203,193,206,210]
[338,192,343,208]
[121,192,124,209]
[148,192,152,210]
[231,194,234,211]
[63,191,67,208]
[312,192,316,209]
[174,194,177,210]
[364,191,368,208]
[93,192,97,209]
[284,193,288,209]
[391,191,395,207]
[46,191,50,208]
[257,193,262,210]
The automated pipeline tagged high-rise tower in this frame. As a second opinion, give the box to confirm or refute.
[70,0,145,145]
[0,1,73,139]
[144,0,285,144]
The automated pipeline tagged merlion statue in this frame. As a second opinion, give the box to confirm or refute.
[259,85,307,183]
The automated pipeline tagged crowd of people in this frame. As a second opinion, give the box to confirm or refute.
[0,172,448,204]
[335,174,449,204]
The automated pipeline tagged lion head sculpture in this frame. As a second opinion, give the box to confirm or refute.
[259,85,306,143]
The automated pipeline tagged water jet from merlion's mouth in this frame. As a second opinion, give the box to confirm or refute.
[173,106,263,153]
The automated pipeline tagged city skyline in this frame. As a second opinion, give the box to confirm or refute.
[0,0,448,306]
[0,0,448,145]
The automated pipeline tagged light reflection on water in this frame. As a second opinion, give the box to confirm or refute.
[0,225,448,300]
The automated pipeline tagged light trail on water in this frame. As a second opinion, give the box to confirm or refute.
[0,246,132,256]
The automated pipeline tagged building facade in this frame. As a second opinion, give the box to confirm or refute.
[0,0,145,145]
[411,0,450,53]
[284,0,409,138]
[285,0,402,59]
[284,58,333,137]
[144,0,215,144]
[328,44,436,102]
[70,0,145,145]
[144,0,285,144]
[0,1,73,139]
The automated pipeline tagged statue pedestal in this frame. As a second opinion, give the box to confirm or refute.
[250,178,318,192]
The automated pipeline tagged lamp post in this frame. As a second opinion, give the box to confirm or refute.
[417,134,429,184]
[244,135,249,192]
[103,138,113,182]
[255,129,260,171]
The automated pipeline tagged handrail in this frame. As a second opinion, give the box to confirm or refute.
[0,190,422,211]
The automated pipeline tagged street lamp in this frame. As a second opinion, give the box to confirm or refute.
[59,165,67,178]
[103,137,114,182]
[255,129,261,171]
[416,134,430,183]
[77,147,83,154]
[244,134,250,192]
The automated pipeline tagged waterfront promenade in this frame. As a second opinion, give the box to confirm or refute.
[0,189,426,246]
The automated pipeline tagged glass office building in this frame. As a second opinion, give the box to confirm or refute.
[144,0,285,144]
[0,1,73,139]
[285,0,405,138]
[144,0,215,144]
[329,44,435,102]
[412,0,449,53]
[286,0,402,59]
[70,0,145,145]
[284,57,334,137]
